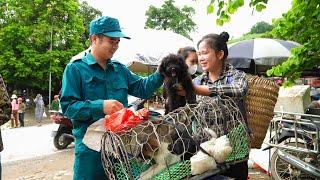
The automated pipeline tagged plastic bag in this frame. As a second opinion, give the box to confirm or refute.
[104,108,149,133]
[43,111,47,118]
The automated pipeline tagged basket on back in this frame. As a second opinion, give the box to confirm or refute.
[245,76,279,148]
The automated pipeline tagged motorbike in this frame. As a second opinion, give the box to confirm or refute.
[264,109,320,180]
[50,110,74,150]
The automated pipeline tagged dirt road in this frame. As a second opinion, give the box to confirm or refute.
[3,149,269,180]
[3,149,74,180]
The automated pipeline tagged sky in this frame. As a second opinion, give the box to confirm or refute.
[84,0,292,41]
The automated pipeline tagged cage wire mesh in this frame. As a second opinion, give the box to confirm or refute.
[101,95,250,180]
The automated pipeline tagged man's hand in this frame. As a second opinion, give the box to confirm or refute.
[103,100,124,115]
[50,114,63,123]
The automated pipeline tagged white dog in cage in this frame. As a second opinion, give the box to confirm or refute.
[139,142,180,180]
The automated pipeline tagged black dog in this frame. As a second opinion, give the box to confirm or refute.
[167,124,199,160]
[159,54,196,114]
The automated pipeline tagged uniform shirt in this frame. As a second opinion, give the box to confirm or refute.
[194,62,248,100]
[61,52,164,144]
[61,51,164,180]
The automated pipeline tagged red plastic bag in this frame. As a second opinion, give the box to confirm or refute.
[104,108,149,133]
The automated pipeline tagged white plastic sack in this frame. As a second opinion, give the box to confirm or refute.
[190,151,217,175]
[212,135,232,163]
[82,118,106,152]
[43,111,47,118]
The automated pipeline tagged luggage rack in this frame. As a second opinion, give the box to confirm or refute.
[265,111,320,154]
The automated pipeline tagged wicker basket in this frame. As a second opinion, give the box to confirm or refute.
[245,76,279,148]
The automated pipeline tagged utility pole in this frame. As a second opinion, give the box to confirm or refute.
[48,20,53,110]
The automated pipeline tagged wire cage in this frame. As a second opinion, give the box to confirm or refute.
[101,96,250,180]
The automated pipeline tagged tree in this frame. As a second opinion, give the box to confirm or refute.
[205,0,319,84]
[79,1,102,46]
[266,0,320,85]
[0,0,101,94]
[228,33,265,44]
[205,0,268,26]
[145,0,196,39]
[249,21,273,34]
[0,0,83,92]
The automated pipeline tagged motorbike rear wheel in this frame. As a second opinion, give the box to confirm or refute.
[53,127,72,150]
[271,142,317,180]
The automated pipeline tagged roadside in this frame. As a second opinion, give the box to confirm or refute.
[3,149,74,180]
[1,108,52,130]
[3,149,269,180]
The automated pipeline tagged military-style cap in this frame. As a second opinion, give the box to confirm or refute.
[89,16,130,39]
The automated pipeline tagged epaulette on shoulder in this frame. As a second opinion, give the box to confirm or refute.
[69,58,82,63]
[70,50,88,63]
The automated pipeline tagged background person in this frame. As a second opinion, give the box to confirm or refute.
[34,94,45,125]
[10,94,19,128]
[192,32,249,180]
[51,95,60,112]
[17,97,26,127]
[60,16,164,180]
[177,46,200,78]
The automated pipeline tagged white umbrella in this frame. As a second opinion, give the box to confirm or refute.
[228,38,300,67]
[71,48,158,73]
[71,29,194,73]
[114,29,194,72]
[126,61,157,73]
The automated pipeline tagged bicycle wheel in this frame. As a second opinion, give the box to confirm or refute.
[270,142,318,180]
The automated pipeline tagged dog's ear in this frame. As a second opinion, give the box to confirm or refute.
[159,56,168,75]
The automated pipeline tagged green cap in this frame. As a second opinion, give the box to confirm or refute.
[89,16,130,39]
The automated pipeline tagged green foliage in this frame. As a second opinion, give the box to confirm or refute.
[203,0,319,84]
[79,1,102,46]
[145,0,196,40]
[228,33,264,44]
[0,0,101,92]
[267,0,320,85]
[205,0,267,26]
[229,21,274,43]
[249,21,273,34]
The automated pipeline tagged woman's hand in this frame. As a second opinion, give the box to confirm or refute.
[175,83,211,96]
[193,83,211,96]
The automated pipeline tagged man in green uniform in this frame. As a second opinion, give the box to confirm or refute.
[60,16,164,179]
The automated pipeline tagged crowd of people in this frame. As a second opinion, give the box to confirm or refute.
[7,92,61,128]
